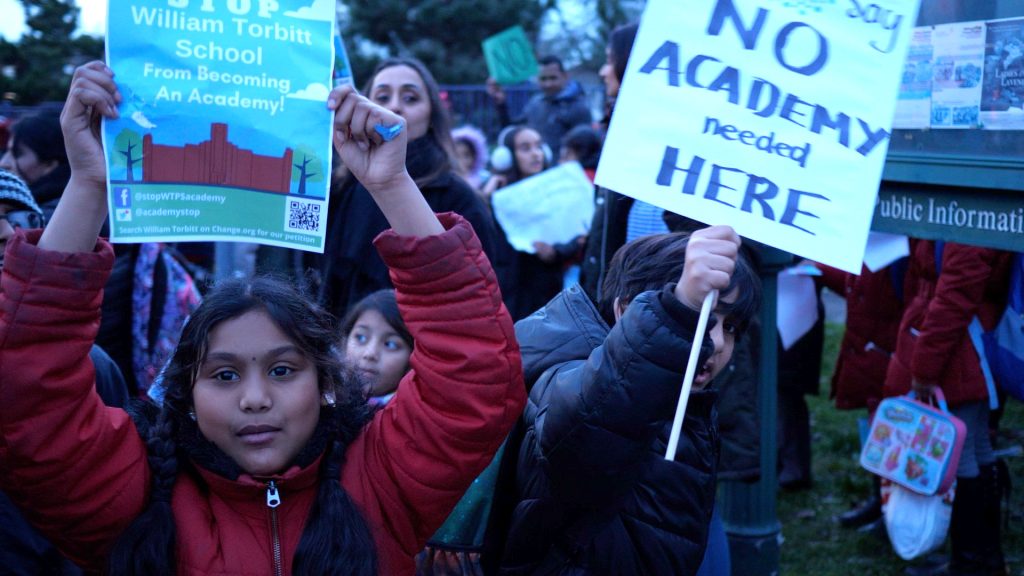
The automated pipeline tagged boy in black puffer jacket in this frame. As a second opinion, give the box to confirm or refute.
[498,226,761,576]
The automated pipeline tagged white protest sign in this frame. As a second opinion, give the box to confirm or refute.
[491,162,595,253]
[596,0,921,273]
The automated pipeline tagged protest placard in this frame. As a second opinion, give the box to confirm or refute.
[104,0,335,252]
[490,162,595,253]
[595,0,921,273]
[482,26,539,85]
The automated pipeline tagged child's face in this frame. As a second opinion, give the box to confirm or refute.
[513,129,545,177]
[192,309,322,477]
[694,289,739,388]
[345,309,412,398]
[454,141,475,176]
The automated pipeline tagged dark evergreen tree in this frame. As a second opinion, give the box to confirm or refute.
[345,0,553,84]
[0,0,104,104]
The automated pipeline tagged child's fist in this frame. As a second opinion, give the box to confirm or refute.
[675,225,740,310]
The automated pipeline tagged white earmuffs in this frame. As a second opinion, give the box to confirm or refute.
[489,126,552,172]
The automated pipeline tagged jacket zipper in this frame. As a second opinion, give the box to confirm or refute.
[267,480,283,576]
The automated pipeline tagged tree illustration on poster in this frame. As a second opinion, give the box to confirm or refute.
[114,128,144,183]
[292,145,323,195]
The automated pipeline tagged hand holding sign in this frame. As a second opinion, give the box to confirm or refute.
[41,62,122,254]
[676,225,739,311]
[62,62,122,190]
[664,224,740,460]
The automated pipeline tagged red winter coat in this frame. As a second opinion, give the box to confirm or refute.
[0,214,525,575]
[883,240,1011,406]
[818,263,904,410]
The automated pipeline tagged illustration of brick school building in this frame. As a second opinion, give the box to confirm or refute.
[142,123,293,193]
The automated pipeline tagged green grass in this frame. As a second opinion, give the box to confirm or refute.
[778,322,1024,575]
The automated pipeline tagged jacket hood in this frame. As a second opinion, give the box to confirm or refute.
[451,125,489,175]
[514,283,609,387]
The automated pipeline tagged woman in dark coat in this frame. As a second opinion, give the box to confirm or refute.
[319,57,496,317]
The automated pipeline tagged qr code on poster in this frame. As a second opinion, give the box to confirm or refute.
[286,199,322,232]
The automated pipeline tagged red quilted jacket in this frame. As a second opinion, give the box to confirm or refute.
[0,214,525,575]
[883,239,1011,406]
[818,263,904,411]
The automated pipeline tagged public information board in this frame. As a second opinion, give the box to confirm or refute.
[596,0,921,274]
[103,0,335,252]
[877,3,1024,252]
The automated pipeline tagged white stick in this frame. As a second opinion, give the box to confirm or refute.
[664,289,717,461]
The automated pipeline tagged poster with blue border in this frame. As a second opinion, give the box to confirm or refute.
[103,0,335,252]
[980,18,1024,130]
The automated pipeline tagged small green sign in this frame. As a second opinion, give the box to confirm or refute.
[482,26,539,85]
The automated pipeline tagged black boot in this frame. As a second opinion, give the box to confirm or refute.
[979,461,1009,576]
[948,476,988,576]
[839,475,882,528]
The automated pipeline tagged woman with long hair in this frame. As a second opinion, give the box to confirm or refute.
[319,57,497,317]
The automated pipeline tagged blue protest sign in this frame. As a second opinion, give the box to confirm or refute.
[104,0,336,252]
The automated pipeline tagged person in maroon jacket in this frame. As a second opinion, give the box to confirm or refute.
[0,62,525,576]
[884,239,1011,576]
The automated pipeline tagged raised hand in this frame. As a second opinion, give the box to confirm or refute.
[675,225,740,310]
[62,61,121,190]
[39,62,121,253]
[328,85,408,194]
[326,85,442,238]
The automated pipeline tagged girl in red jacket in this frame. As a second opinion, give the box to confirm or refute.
[0,62,525,575]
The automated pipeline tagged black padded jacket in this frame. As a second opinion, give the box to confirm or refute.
[498,284,719,576]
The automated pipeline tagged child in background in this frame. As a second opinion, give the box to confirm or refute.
[532,125,604,282]
[557,124,602,182]
[0,61,524,576]
[451,125,490,191]
[480,125,562,320]
[340,289,413,407]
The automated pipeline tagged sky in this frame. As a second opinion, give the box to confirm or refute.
[0,0,592,44]
[1,0,107,40]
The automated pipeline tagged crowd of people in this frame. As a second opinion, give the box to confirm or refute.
[0,19,1017,576]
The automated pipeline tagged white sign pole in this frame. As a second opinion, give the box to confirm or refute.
[665,290,716,460]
